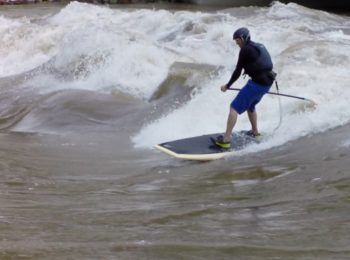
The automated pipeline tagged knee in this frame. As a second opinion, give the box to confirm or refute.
[229,108,238,116]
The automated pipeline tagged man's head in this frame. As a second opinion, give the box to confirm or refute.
[233,27,250,48]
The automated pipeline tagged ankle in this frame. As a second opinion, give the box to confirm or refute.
[251,130,259,135]
[224,134,231,142]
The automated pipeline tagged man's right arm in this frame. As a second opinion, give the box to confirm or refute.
[225,50,244,88]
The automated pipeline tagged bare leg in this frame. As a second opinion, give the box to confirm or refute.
[247,110,258,135]
[224,108,238,142]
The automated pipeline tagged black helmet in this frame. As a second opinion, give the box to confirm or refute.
[233,27,250,43]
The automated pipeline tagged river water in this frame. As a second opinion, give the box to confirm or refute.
[0,2,350,259]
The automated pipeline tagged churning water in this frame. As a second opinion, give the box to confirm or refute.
[0,2,350,259]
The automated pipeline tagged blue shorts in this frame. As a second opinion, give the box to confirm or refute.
[231,80,271,114]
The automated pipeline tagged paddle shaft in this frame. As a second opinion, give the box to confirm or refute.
[227,87,312,102]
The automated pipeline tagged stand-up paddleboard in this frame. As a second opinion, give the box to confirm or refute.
[155,131,261,161]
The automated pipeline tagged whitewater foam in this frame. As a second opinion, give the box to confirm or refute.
[1,2,350,153]
[0,15,60,76]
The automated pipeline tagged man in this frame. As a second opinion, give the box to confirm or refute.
[215,27,275,149]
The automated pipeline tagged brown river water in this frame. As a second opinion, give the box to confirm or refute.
[1,2,350,259]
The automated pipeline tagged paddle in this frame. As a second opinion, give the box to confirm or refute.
[227,87,317,107]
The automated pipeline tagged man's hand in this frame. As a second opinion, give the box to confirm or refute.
[220,84,228,92]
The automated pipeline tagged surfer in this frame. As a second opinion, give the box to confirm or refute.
[215,27,275,149]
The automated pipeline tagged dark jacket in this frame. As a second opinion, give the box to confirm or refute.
[227,40,274,87]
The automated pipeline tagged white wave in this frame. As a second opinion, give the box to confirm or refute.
[0,15,61,76]
[1,2,350,153]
